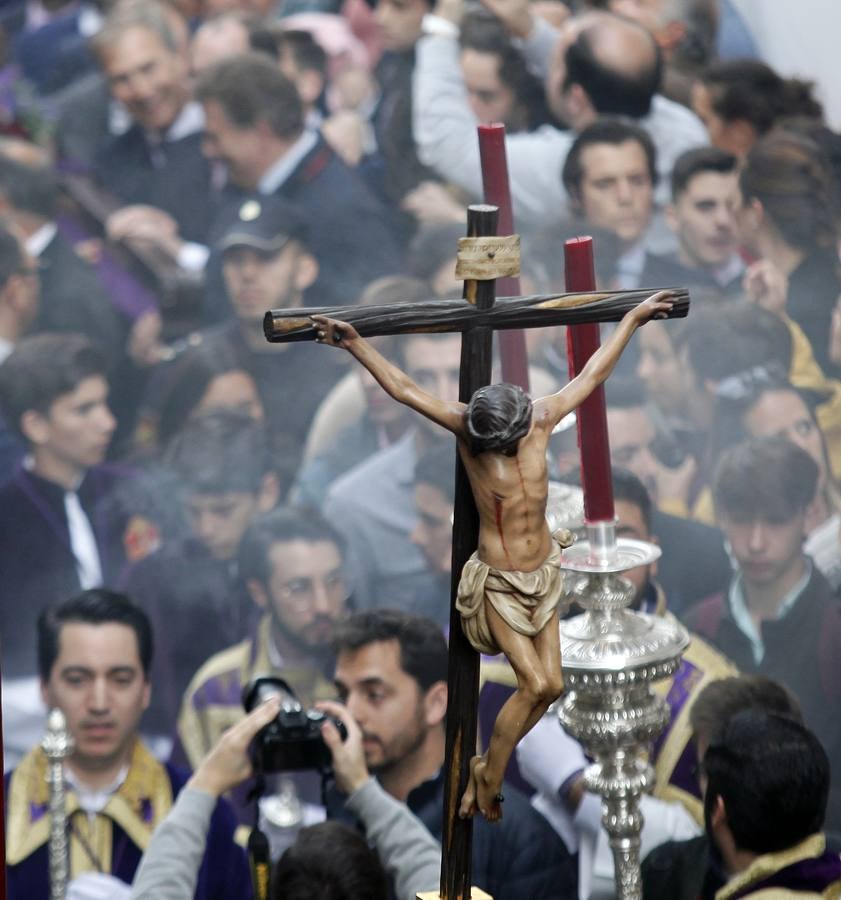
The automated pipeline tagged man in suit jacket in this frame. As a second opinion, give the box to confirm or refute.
[90,1,215,244]
[194,53,404,314]
[97,49,405,320]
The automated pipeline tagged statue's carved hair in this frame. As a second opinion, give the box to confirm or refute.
[465,383,532,456]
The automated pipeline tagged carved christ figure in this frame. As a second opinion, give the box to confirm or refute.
[311,290,675,822]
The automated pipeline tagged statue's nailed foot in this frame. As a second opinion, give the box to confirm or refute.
[459,755,504,823]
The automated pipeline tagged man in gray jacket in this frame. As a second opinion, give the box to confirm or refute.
[132,692,441,900]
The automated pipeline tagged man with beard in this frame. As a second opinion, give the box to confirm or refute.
[324,608,576,900]
[173,507,348,820]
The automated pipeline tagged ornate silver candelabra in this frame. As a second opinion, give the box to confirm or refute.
[42,707,74,900]
[559,521,689,900]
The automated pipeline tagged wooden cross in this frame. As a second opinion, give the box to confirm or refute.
[264,207,688,899]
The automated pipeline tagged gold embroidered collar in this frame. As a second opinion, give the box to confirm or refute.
[7,740,173,867]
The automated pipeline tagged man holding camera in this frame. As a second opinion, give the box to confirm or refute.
[324,608,577,900]
[132,674,442,900]
[5,589,249,900]
[174,508,349,813]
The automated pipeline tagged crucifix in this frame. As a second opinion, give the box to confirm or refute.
[264,211,687,899]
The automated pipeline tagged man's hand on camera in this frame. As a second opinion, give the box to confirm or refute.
[187,697,282,798]
[317,700,370,796]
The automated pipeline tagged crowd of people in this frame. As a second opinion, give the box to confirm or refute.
[0,0,840,897]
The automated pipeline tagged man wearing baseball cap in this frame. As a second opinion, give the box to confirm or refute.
[201,195,343,458]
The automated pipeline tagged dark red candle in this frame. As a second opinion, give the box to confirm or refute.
[478,124,530,392]
[564,236,615,523]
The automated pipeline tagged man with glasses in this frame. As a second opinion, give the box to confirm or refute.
[173,506,349,820]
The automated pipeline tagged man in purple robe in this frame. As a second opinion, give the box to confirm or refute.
[704,709,841,900]
[4,589,250,899]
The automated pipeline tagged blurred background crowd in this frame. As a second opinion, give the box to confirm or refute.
[1,0,841,898]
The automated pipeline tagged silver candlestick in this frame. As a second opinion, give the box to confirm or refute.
[42,707,74,900]
[559,521,689,900]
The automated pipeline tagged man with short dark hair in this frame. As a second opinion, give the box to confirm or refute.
[641,145,744,297]
[641,674,807,900]
[175,506,348,804]
[5,589,249,899]
[687,436,841,827]
[704,711,840,899]
[584,377,731,614]
[562,118,659,288]
[328,608,577,900]
[459,11,548,133]
[0,334,128,666]
[124,410,279,735]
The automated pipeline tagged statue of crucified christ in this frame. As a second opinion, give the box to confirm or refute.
[311,288,675,822]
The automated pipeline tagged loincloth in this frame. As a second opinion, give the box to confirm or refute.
[456,529,575,656]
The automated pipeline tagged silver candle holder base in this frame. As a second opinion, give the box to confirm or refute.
[559,522,689,900]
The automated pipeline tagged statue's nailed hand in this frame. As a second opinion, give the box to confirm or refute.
[311,314,359,349]
[631,290,677,324]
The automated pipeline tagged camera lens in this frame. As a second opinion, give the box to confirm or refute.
[243,676,302,714]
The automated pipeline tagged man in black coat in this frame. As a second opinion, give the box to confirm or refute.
[91,1,216,244]
[326,609,578,900]
[0,335,133,763]
[195,53,404,315]
[199,197,347,460]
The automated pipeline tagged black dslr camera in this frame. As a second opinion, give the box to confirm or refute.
[242,676,346,772]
